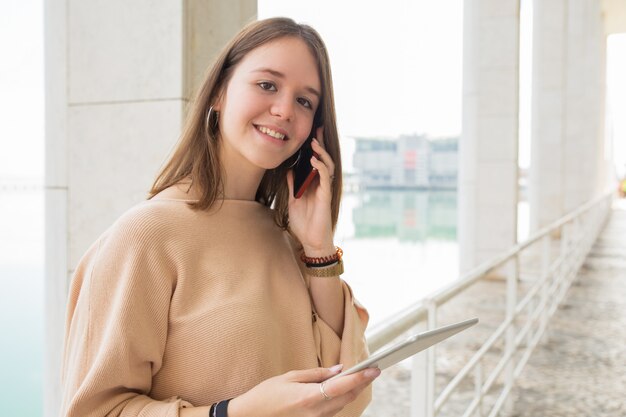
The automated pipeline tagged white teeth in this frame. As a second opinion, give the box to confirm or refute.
[258,126,286,140]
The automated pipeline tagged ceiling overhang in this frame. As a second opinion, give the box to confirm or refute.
[603,0,626,34]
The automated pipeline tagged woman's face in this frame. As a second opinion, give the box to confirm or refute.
[215,36,322,172]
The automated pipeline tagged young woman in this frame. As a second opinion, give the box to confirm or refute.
[61,17,378,417]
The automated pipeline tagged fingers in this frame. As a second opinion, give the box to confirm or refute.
[309,157,331,197]
[281,366,379,416]
[315,368,380,414]
[319,367,381,399]
[311,139,335,175]
[310,139,335,197]
[310,126,334,176]
[286,365,343,383]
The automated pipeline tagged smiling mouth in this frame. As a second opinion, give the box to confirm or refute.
[257,125,288,141]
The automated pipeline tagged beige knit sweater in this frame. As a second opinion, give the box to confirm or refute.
[60,199,371,417]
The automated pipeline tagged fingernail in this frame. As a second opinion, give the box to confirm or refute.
[364,368,381,379]
[328,364,344,373]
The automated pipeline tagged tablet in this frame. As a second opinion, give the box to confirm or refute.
[327,317,478,381]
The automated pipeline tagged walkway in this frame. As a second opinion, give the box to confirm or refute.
[506,199,626,416]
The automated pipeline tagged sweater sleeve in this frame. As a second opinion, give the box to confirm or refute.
[311,279,372,417]
[60,216,193,417]
[311,279,370,369]
[284,232,370,369]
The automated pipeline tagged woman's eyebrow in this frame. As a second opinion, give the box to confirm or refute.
[253,68,320,99]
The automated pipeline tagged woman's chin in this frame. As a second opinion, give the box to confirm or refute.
[252,158,289,171]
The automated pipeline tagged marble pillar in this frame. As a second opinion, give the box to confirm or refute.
[529,0,567,232]
[460,0,520,273]
[530,0,609,232]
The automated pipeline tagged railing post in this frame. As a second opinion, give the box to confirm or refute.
[556,222,569,315]
[566,218,578,292]
[562,216,589,278]
[541,234,551,278]
[411,301,437,417]
[504,256,518,413]
[540,234,551,336]
[411,320,428,417]
[427,303,437,417]
[474,361,483,417]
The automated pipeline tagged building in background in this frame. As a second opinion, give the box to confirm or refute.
[428,137,458,189]
[353,135,458,189]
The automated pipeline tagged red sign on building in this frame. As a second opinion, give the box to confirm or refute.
[404,150,417,169]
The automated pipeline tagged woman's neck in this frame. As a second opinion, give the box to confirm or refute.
[221,170,264,201]
[221,158,265,201]
[218,144,266,202]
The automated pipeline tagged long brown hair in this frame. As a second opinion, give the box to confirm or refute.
[149,17,343,231]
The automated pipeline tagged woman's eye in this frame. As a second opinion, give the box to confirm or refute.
[258,81,276,91]
[297,97,312,109]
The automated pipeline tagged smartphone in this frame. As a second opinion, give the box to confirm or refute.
[293,125,320,199]
[325,318,478,382]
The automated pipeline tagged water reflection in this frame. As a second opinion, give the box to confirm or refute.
[351,190,457,242]
[336,190,459,326]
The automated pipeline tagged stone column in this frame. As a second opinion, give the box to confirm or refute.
[531,0,609,230]
[459,0,520,273]
[563,0,589,212]
[584,0,609,198]
[529,0,568,232]
[44,1,256,415]
[563,0,607,212]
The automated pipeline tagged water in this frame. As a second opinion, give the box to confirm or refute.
[0,187,457,417]
[337,190,459,325]
[0,187,44,417]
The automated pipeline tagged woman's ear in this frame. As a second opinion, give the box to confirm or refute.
[212,87,226,112]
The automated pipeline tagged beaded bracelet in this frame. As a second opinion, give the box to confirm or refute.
[301,246,343,267]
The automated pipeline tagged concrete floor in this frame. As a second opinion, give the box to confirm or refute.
[506,200,626,417]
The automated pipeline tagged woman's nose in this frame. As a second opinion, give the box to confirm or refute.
[270,94,294,121]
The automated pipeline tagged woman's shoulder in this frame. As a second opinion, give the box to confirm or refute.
[103,198,197,247]
[104,181,280,249]
[115,181,198,224]
[150,179,199,202]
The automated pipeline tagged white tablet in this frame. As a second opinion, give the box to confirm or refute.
[327,317,479,381]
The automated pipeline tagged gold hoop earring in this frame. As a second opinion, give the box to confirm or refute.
[286,149,302,169]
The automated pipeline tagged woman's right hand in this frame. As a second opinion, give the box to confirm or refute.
[227,365,380,417]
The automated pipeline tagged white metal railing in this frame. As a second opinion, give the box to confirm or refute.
[366,191,614,417]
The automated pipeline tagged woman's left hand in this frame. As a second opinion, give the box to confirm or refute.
[287,126,336,255]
